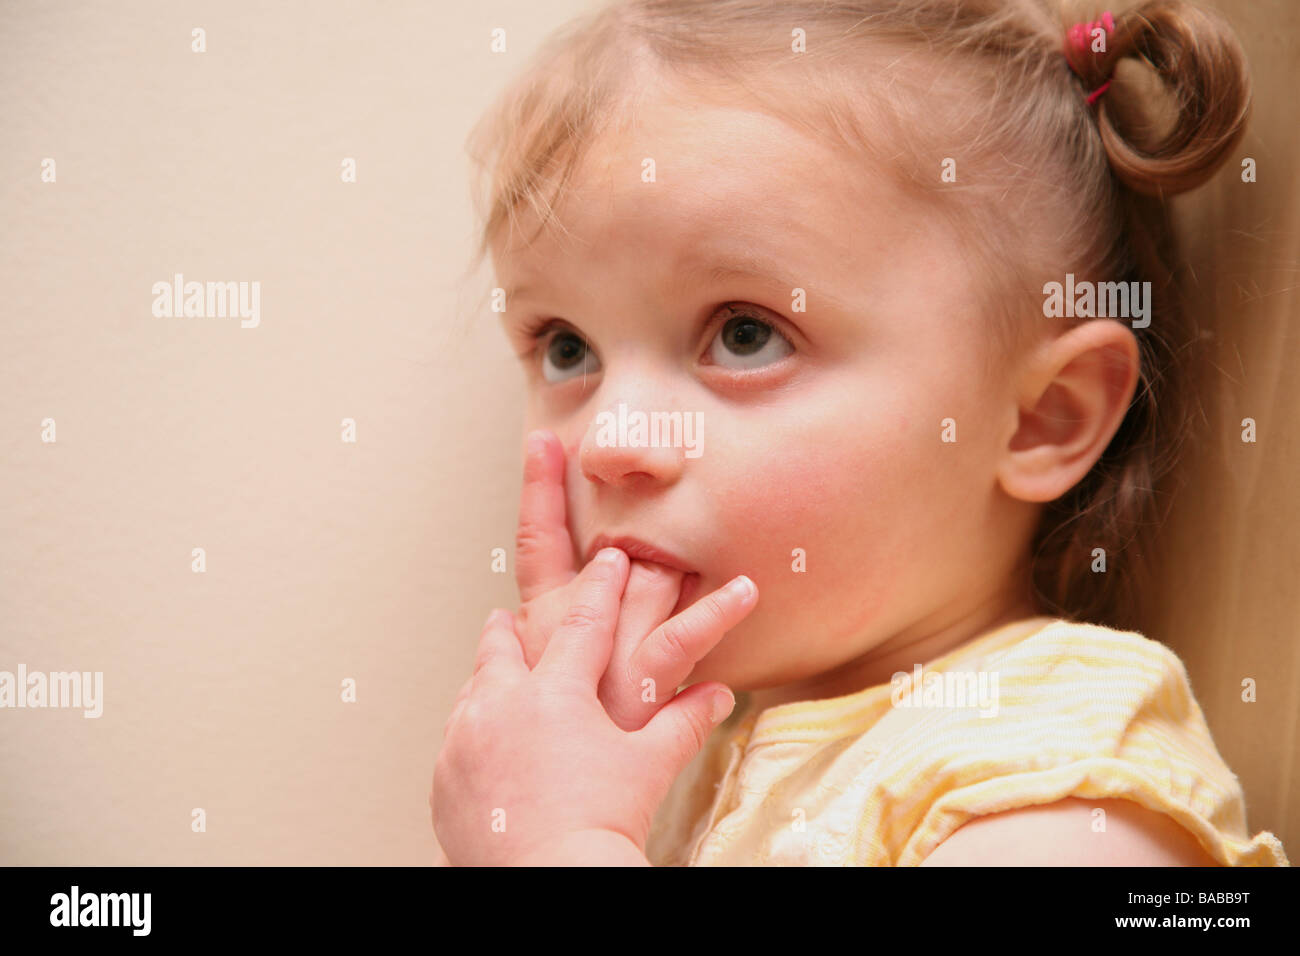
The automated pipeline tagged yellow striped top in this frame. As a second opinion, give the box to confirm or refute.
[646,616,1288,866]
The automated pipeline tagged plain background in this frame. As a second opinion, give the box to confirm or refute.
[1,0,1295,864]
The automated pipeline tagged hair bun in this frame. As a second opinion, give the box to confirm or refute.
[1066,0,1252,196]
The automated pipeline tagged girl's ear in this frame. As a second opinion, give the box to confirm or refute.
[997,320,1141,504]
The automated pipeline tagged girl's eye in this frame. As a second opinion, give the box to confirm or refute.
[541,329,601,383]
[527,307,791,384]
[707,310,794,369]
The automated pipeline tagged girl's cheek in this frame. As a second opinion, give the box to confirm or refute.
[710,426,896,579]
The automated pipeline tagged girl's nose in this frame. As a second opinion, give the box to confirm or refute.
[578,403,687,489]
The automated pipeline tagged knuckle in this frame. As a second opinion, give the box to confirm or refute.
[657,617,693,662]
[696,593,728,630]
[558,602,602,631]
[452,697,485,735]
[514,522,546,555]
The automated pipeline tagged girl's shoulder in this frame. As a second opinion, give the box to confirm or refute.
[976,616,1189,675]
[885,617,1289,866]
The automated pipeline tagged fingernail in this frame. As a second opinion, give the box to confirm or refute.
[727,575,756,601]
[526,430,548,458]
[597,547,625,566]
[487,608,510,627]
[711,689,736,723]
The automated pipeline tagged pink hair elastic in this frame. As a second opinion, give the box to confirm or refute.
[1066,10,1115,105]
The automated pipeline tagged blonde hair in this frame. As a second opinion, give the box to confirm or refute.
[465,0,1252,629]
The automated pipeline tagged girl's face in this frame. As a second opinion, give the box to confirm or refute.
[493,91,1040,698]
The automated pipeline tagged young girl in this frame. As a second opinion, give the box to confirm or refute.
[430,0,1289,865]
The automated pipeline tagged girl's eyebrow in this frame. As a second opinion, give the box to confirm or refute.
[684,261,788,295]
[503,249,798,311]
[670,245,796,292]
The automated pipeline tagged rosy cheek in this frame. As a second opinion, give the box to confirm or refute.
[732,410,919,565]
[710,439,867,577]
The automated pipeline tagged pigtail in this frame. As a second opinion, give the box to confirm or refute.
[1032,0,1253,627]
[1066,0,1253,196]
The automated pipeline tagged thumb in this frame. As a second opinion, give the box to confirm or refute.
[637,681,736,782]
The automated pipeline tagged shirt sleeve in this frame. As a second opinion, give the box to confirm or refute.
[869,624,1289,866]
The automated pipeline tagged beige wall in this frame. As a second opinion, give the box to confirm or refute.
[0,0,1294,864]
[0,0,596,865]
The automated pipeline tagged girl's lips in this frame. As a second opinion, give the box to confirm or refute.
[581,534,702,616]
[585,534,695,574]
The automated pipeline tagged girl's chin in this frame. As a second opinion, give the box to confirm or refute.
[679,638,773,694]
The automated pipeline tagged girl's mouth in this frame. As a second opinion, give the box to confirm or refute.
[582,534,703,617]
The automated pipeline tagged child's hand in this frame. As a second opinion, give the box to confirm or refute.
[511,430,757,730]
[431,550,741,866]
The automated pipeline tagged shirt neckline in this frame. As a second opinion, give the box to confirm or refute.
[740,615,1063,745]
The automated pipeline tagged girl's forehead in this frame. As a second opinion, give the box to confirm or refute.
[495,100,908,271]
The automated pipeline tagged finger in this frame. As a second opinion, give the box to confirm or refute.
[515,430,578,603]
[630,575,757,699]
[470,608,526,686]
[536,547,629,686]
[637,681,738,787]
[599,560,684,729]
